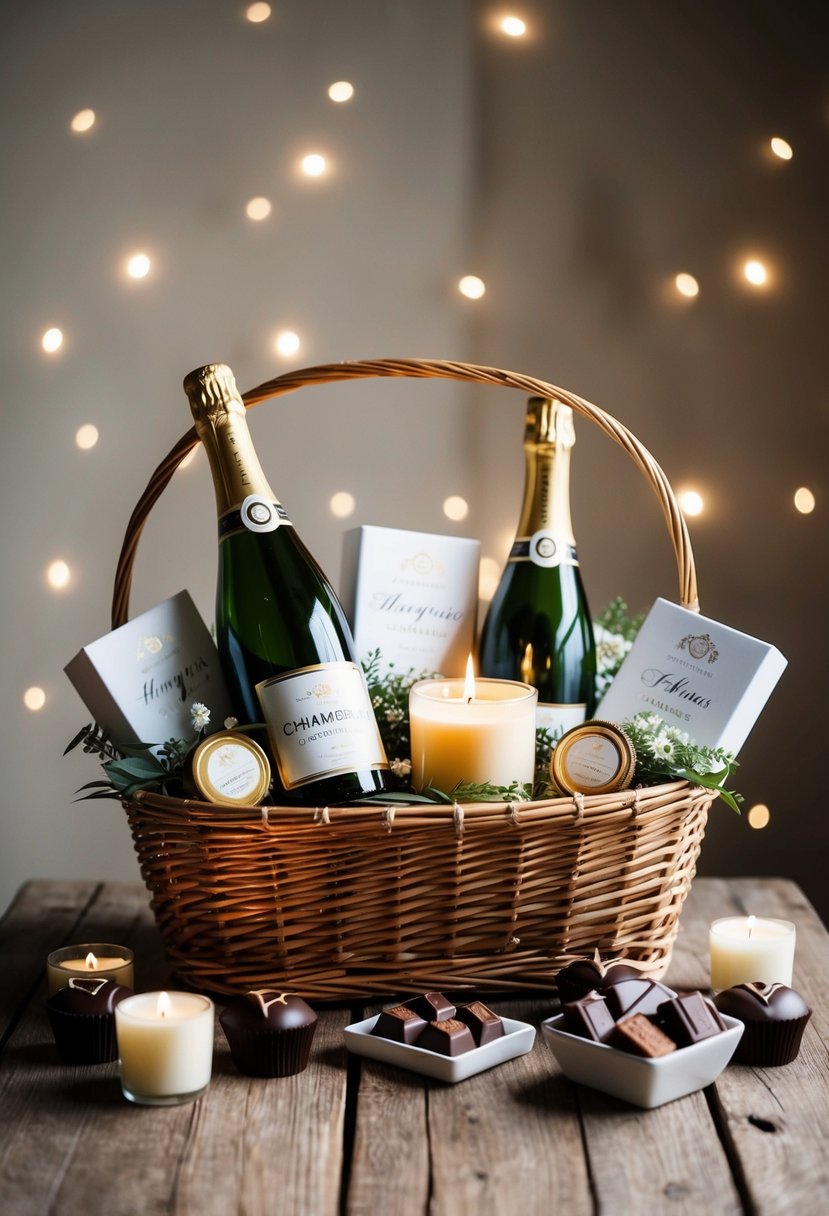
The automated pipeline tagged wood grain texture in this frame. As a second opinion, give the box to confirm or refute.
[677,878,829,1216]
[1,878,827,1216]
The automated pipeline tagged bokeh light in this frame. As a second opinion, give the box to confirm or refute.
[47,559,71,590]
[245,3,271,23]
[679,489,705,517]
[674,273,699,298]
[770,136,793,160]
[274,330,301,357]
[443,495,469,521]
[301,153,328,177]
[70,109,96,133]
[747,803,771,830]
[328,81,354,103]
[743,259,768,287]
[458,275,486,299]
[126,252,151,279]
[41,327,63,353]
[24,687,46,712]
[794,487,815,514]
[245,196,272,220]
[330,491,356,518]
[75,424,99,450]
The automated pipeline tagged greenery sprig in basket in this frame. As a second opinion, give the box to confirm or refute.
[67,599,741,814]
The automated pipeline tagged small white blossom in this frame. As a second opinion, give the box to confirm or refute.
[664,726,689,744]
[385,707,404,724]
[391,757,412,778]
[224,716,238,730]
[190,702,211,730]
[650,738,675,761]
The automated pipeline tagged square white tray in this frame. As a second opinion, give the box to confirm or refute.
[345,1014,536,1083]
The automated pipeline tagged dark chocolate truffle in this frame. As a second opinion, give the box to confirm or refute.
[713,982,811,1066]
[47,977,131,1065]
[220,990,318,1077]
[555,953,641,1004]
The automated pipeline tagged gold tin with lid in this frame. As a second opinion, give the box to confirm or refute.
[191,731,271,806]
[549,720,636,796]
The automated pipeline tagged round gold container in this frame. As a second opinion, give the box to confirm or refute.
[191,731,271,806]
[549,720,636,796]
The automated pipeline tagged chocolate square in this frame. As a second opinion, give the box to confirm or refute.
[611,1014,677,1058]
[605,977,677,1020]
[563,992,616,1043]
[657,992,727,1046]
[455,1001,505,1046]
[415,1018,476,1056]
[371,1004,427,1044]
[407,991,456,1022]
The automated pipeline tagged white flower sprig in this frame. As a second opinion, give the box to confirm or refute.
[621,712,742,813]
[191,702,211,731]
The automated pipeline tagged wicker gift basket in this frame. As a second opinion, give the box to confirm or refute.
[113,358,713,1000]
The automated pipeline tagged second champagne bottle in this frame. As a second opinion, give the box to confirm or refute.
[478,396,597,738]
[184,363,392,805]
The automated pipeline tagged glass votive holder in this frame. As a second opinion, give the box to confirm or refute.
[708,916,796,990]
[47,943,135,996]
[115,991,214,1106]
[409,676,537,793]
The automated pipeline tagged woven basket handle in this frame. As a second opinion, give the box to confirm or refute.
[111,357,699,628]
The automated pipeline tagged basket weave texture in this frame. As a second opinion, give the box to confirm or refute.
[115,358,711,999]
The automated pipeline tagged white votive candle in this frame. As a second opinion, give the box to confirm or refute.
[709,916,796,990]
[409,664,537,793]
[115,991,214,1106]
[47,944,135,995]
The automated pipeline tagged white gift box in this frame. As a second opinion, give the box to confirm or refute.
[340,525,480,677]
[595,598,786,755]
[65,590,233,748]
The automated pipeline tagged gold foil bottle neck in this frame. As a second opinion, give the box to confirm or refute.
[183,363,245,422]
[525,397,576,449]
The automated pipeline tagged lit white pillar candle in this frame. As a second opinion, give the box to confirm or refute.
[47,944,134,995]
[409,657,537,793]
[708,916,796,990]
[115,991,214,1106]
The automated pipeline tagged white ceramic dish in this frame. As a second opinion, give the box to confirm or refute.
[345,1014,536,1083]
[541,1013,744,1109]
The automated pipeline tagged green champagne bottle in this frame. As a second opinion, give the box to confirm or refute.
[478,397,596,737]
[184,363,392,804]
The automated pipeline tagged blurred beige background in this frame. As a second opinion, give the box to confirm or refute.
[2,0,827,920]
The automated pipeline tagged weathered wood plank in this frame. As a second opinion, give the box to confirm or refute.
[428,998,593,1216]
[347,998,593,1216]
[679,878,829,1216]
[344,1052,430,1216]
[0,880,350,1216]
[0,880,99,1045]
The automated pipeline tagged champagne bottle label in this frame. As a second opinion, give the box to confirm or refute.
[257,662,389,790]
[537,702,588,737]
[508,534,579,569]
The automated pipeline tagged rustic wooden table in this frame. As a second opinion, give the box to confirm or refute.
[0,877,826,1215]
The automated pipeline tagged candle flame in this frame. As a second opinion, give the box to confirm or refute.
[747,915,756,939]
[85,952,98,970]
[463,654,476,703]
[157,991,171,1019]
